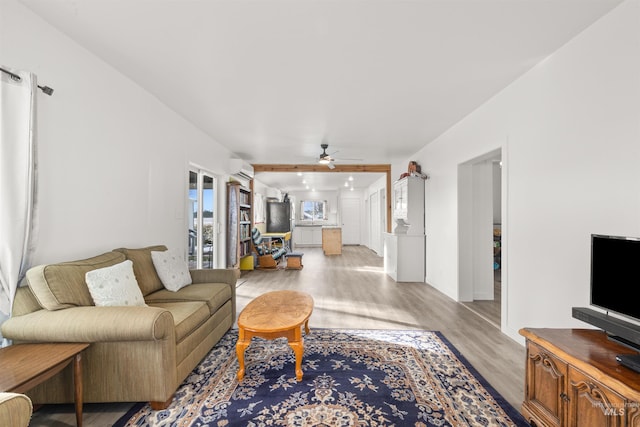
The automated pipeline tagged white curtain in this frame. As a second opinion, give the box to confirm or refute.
[0,66,38,346]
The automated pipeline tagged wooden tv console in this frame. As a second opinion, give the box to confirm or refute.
[520,328,640,427]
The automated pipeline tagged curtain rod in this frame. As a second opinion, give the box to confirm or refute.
[0,67,54,96]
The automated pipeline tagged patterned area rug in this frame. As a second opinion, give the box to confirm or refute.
[115,329,528,426]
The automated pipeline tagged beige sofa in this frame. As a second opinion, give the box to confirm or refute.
[0,393,32,427]
[0,245,239,409]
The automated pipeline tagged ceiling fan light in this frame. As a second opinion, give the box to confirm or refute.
[318,157,330,165]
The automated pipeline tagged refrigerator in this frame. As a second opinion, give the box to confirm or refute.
[266,202,291,233]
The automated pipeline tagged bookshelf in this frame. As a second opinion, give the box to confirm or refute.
[227,181,253,269]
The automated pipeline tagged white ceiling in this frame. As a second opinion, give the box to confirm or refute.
[18,0,622,191]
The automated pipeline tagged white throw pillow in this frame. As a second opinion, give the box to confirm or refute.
[85,260,147,307]
[151,249,192,292]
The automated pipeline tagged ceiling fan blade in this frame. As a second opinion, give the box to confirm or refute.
[334,157,363,162]
[327,162,336,170]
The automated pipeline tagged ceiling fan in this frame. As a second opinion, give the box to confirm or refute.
[317,143,362,169]
[318,143,335,168]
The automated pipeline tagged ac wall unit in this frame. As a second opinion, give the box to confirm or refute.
[228,159,254,180]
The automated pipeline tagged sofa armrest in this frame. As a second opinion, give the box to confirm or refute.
[189,268,239,287]
[0,393,32,427]
[1,306,174,343]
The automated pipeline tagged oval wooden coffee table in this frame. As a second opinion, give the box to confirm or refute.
[236,290,314,382]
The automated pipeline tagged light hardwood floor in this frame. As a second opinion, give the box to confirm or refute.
[461,269,501,327]
[29,246,525,426]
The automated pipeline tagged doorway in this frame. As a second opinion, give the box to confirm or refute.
[341,197,361,245]
[188,168,217,269]
[458,148,503,329]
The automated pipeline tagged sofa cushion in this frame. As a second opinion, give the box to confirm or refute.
[144,283,232,315]
[151,248,192,292]
[113,245,167,296]
[147,301,210,343]
[26,251,126,310]
[85,260,147,307]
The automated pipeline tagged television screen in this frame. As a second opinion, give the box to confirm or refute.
[591,234,640,321]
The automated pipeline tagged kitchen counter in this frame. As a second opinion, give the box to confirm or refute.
[293,225,341,248]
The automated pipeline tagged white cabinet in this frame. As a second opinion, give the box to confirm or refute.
[293,226,322,247]
[386,175,426,282]
[393,176,425,235]
[311,228,322,245]
[384,233,425,282]
[293,227,304,246]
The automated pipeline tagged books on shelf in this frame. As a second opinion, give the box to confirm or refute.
[239,241,251,257]
[239,191,250,206]
[227,182,253,269]
[240,224,251,240]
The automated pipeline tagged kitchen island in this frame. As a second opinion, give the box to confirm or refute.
[322,226,342,255]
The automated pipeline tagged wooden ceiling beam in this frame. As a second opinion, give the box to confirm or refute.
[252,164,391,173]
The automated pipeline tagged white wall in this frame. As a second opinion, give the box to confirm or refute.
[2,0,237,265]
[493,162,502,225]
[252,179,282,202]
[366,175,388,253]
[470,161,495,300]
[458,157,496,302]
[412,0,640,343]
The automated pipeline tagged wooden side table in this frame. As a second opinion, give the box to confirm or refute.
[0,343,90,427]
[236,290,313,381]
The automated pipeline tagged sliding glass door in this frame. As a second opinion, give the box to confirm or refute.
[188,169,217,269]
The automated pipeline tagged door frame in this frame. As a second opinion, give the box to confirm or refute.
[457,147,507,330]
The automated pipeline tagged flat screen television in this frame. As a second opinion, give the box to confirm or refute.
[572,234,640,369]
[591,233,640,321]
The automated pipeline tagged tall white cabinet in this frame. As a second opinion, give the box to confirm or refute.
[384,176,425,282]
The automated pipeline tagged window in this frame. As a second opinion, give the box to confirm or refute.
[300,200,327,221]
[188,169,217,269]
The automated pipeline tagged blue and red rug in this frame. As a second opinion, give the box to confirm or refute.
[115,329,528,426]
